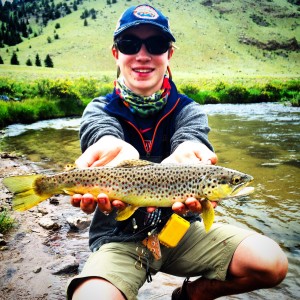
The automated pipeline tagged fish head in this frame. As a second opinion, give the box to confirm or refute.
[201,168,254,201]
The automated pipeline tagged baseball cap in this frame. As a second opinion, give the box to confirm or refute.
[114,4,175,42]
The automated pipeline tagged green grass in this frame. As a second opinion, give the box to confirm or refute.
[0,76,298,128]
[0,0,299,127]
[0,0,299,77]
[0,209,16,234]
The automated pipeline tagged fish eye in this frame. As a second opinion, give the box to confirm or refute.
[232,175,241,185]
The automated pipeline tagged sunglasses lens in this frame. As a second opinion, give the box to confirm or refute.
[116,36,170,55]
[146,36,170,55]
[117,37,141,55]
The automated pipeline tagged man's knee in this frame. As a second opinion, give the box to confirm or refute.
[72,277,126,300]
[263,244,288,287]
[230,234,288,287]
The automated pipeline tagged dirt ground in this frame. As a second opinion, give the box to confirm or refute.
[0,154,188,300]
[0,154,71,300]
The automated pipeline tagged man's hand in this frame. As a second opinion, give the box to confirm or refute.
[162,141,217,165]
[163,141,218,214]
[71,136,139,214]
[172,198,218,214]
[71,193,126,214]
[75,135,139,168]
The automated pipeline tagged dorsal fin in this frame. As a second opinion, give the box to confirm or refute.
[116,159,153,168]
[64,164,77,171]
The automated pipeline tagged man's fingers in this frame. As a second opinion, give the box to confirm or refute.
[172,202,188,215]
[71,194,82,207]
[97,193,112,213]
[80,193,97,214]
[185,197,202,213]
[147,207,157,213]
[211,201,218,209]
[172,199,218,215]
[90,146,123,167]
[111,200,127,210]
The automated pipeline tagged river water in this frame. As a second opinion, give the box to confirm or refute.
[1,103,299,299]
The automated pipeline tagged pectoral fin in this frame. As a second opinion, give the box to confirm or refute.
[201,200,215,232]
[115,205,139,221]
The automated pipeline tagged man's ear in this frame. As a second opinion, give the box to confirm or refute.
[168,47,174,60]
[112,46,119,59]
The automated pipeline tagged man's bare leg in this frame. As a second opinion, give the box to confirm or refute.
[72,278,125,300]
[186,234,288,300]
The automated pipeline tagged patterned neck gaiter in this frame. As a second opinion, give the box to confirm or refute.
[115,76,171,118]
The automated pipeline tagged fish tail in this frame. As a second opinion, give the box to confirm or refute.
[3,175,50,211]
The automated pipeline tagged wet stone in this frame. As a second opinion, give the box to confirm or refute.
[33,267,42,274]
[0,238,7,246]
[67,215,91,231]
[47,255,79,275]
[38,216,61,230]
[37,207,49,215]
[49,197,60,206]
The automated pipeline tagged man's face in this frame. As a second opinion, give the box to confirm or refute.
[112,25,173,96]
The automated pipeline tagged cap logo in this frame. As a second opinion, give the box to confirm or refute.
[133,5,159,20]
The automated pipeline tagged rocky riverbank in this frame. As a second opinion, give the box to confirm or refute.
[0,153,90,300]
[0,154,188,300]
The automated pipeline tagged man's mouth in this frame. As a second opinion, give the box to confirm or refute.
[133,68,154,73]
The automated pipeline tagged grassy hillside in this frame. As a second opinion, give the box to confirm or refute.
[0,0,300,81]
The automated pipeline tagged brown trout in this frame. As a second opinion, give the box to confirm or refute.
[3,159,254,231]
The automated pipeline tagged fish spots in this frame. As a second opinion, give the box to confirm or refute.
[44,162,252,205]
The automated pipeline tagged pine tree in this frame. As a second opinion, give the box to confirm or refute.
[0,56,4,64]
[35,54,41,66]
[26,58,32,66]
[10,52,19,65]
[84,19,88,26]
[44,54,54,68]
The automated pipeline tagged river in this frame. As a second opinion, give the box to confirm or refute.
[1,103,299,299]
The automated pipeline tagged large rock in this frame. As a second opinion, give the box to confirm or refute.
[47,255,79,275]
[67,215,91,230]
[38,216,61,230]
[238,36,300,51]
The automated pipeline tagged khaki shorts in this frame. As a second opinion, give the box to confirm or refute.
[66,221,255,300]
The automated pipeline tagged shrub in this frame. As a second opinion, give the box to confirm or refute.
[247,88,270,103]
[203,92,220,104]
[219,86,249,103]
[290,93,300,107]
[75,77,99,99]
[213,81,227,92]
[0,103,10,128]
[0,209,16,234]
[98,83,114,96]
[7,101,36,124]
[179,83,200,96]
[0,77,14,94]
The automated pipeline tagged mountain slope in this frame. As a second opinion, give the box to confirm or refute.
[0,0,299,78]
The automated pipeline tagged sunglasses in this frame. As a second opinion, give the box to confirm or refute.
[115,35,171,55]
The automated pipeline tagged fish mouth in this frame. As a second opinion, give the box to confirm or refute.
[229,181,254,198]
[232,186,255,197]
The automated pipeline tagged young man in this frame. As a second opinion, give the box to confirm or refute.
[67,4,288,300]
